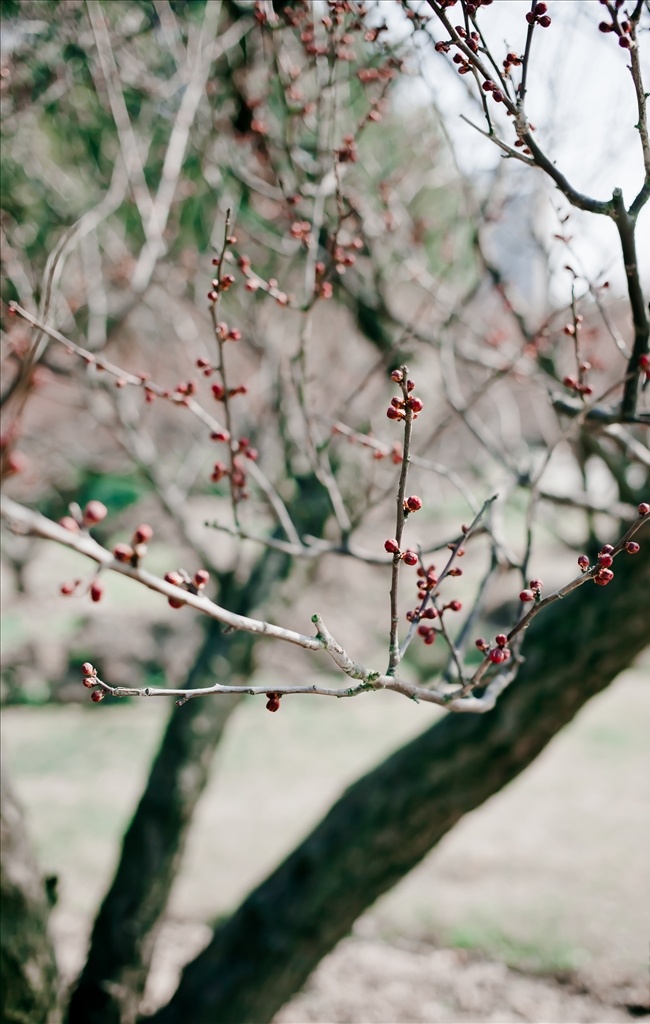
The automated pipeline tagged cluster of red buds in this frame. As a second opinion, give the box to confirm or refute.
[481,79,506,103]
[113,523,153,567]
[207,273,235,304]
[357,93,388,129]
[332,236,363,273]
[411,593,462,647]
[386,369,423,421]
[574,505,647,585]
[453,24,480,52]
[289,220,312,243]
[417,624,437,645]
[210,437,258,499]
[59,499,108,533]
[526,3,551,28]
[266,691,282,712]
[383,538,418,566]
[210,382,248,402]
[60,576,105,603]
[357,62,396,84]
[163,568,210,609]
[503,50,523,74]
[451,51,473,76]
[59,505,107,600]
[562,374,593,397]
[464,0,495,13]
[59,503,107,601]
[476,632,512,665]
[416,562,438,599]
[238,256,290,306]
[598,1,634,48]
[311,260,334,299]
[173,379,198,398]
[81,662,105,702]
[592,544,616,586]
[519,578,543,602]
[409,605,437,624]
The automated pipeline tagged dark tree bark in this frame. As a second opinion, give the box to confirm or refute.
[65,624,242,1024]
[1,770,60,1024]
[144,528,649,1024]
[67,477,332,1024]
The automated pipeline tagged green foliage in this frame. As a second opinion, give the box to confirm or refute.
[36,471,151,524]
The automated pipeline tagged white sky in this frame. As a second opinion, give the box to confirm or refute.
[386,0,650,304]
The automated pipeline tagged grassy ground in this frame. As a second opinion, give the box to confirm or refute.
[2,657,649,1020]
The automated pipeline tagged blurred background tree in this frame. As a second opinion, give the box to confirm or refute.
[1,2,648,1023]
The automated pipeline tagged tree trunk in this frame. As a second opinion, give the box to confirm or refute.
[66,576,269,1024]
[67,477,332,1024]
[1,770,60,1024]
[144,531,649,1024]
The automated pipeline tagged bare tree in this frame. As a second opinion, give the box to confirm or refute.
[1,2,647,1022]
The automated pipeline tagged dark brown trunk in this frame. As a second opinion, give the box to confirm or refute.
[1,770,60,1024]
[67,561,282,1024]
[67,477,331,1024]
[144,531,649,1024]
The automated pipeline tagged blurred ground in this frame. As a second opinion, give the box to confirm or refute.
[2,657,649,1023]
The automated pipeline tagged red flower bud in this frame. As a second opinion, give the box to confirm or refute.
[133,524,153,544]
[90,581,104,603]
[90,690,105,702]
[402,550,418,566]
[625,541,640,554]
[83,501,108,525]
[384,538,400,554]
[519,589,535,602]
[495,633,508,647]
[405,495,423,512]
[594,567,614,585]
